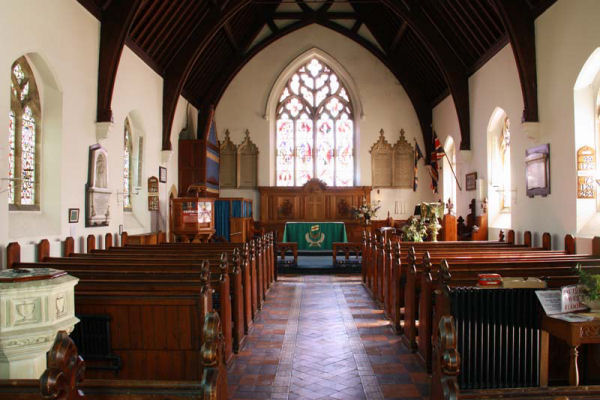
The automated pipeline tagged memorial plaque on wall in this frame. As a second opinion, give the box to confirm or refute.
[148,176,159,211]
[370,129,393,187]
[219,130,237,188]
[392,129,415,188]
[237,130,259,188]
[577,146,596,171]
[577,175,596,199]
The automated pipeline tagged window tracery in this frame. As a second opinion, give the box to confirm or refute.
[276,58,354,186]
[123,118,133,211]
[9,57,40,209]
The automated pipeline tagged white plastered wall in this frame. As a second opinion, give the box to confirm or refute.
[0,0,195,266]
[216,24,434,221]
[433,0,600,250]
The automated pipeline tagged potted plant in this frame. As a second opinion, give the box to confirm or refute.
[578,267,600,311]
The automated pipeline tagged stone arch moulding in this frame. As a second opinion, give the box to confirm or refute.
[264,48,364,121]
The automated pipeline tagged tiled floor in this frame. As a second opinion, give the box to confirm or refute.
[227,275,430,400]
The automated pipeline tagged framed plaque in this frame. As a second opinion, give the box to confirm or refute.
[577,146,595,171]
[148,176,159,211]
[465,172,477,191]
[577,175,596,199]
[525,143,550,198]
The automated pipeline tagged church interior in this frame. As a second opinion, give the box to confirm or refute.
[2,0,600,399]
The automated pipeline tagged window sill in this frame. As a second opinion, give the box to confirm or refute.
[9,205,40,212]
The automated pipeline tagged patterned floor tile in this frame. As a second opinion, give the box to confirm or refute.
[227,275,430,399]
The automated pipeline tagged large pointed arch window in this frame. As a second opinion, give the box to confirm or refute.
[276,58,354,186]
[9,57,41,210]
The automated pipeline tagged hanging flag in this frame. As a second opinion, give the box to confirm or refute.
[432,131,445,161]
[429,132,445,193]
[413,141,424,192]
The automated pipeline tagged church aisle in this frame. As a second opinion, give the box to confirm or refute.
[227,275,429,400]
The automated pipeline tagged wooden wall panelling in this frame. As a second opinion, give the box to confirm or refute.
[178,139,205,196]
[237,130,258,188]
[392,129,415,188]
[370,129,393,188]
[219,130,237,188]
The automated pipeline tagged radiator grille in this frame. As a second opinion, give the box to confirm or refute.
[71,314,121,372]
[451,288,541,389]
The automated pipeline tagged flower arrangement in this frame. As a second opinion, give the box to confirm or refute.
[579,267,600,302]
[352,200,381,223]
[400,216,428,242]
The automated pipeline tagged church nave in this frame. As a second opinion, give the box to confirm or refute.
[227,275,429,400]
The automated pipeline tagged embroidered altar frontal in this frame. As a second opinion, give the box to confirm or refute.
[282,222,347,250]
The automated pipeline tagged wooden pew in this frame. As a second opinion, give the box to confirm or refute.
[0,314,226,400]
[16,249,241,362]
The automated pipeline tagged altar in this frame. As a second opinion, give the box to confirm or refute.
[282,222,347,250]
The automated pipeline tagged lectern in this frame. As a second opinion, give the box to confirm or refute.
[170,197,215,242]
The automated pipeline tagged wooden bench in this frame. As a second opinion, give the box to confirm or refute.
[0,314,226,400]
[276,242,298,267]
[332,242,361,266]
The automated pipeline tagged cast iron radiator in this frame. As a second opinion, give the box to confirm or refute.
[450,288,541,389]
[71,314,122,372]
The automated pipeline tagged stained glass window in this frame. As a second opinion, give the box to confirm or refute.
[123,118,133,211]
[9,57,40,209]
[275,58,354,186]
[500,117,511,210]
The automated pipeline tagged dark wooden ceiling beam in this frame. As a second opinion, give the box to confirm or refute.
[96,0,142,122]
[380,0,471,150]
[351,20,362,33]
[223,23,241,54]
[442,0,486,54]
[146,1,191,58]
[491,0,539,122]
[273,11,357,19]
[161,0,251,150]
[152,1,204,63]
[389,21,408,54]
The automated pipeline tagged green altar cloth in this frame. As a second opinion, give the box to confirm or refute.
[282,222,347,250]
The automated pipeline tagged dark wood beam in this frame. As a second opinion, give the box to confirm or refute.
[491,0,539,122]
[266,18,279,33]
[96,0,142,122]
[161,0,251,150]
[273,11,357,19]
[351,20,362,33]
[389,21,408,53]
[223,23,241,54]
[379,0,471,150]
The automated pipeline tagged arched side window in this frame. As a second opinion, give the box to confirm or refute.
[490,116,511,212]
[500,118,511,211]
[276,58,354,186]
[9,56,41,210]
[442,137,457,212]
[123,118,133,211]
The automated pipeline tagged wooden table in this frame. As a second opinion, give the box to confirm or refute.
[540,313,600,387]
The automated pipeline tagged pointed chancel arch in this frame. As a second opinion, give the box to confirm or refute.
[266,49,361,187]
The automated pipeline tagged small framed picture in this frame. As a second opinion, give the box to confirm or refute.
[465,172,477,191]
[68,208,80,223]
[159,166,167,183]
